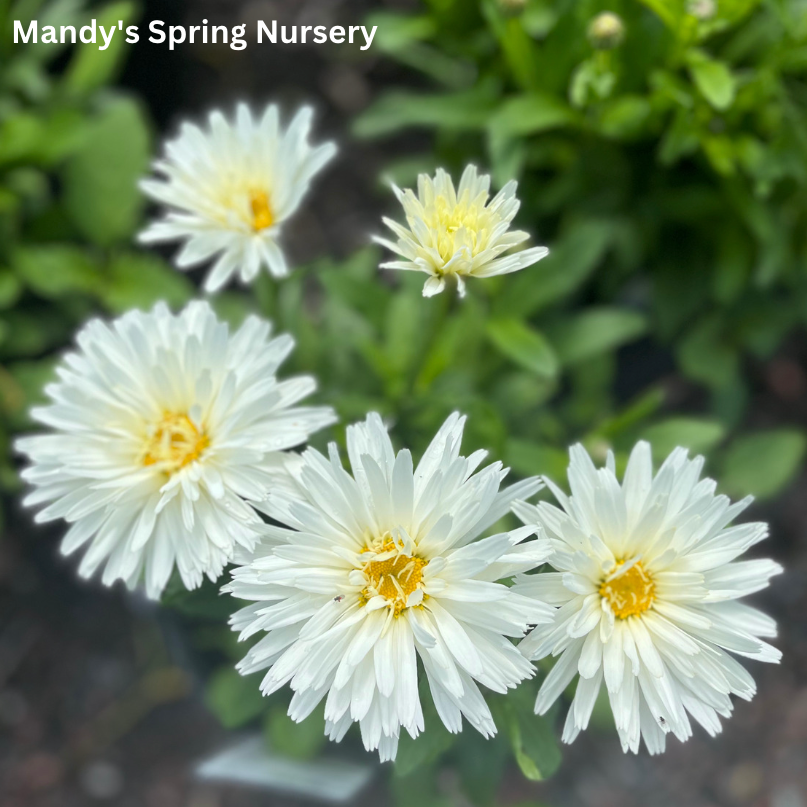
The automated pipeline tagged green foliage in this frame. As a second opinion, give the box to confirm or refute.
[62,96,150,245]
[265,705,327,760]
[356,0,807,405]
[640,416,725,458]
[720,429,807,499]
[487,317,559,378]
[205,667,266,730]
[495,694,561,781]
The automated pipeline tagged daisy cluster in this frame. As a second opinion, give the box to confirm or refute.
[16,102,782,764]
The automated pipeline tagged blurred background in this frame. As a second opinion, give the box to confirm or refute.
[1,0,807,805]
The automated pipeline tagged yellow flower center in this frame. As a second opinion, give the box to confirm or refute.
[362,539,428,617]
[249,190,274,231]
[419,194,494,268]
[599,560,656,619]
[142,412,209,474]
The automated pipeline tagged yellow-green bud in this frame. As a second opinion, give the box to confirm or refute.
[587,11,625,50]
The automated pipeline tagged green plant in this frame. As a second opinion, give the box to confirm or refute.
[358,0,807,429]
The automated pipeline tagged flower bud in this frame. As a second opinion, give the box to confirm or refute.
[587,11,625,50]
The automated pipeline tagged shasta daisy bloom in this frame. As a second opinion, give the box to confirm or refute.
[225,413,553,761]
[16,301,335,600]
[514,442,783,754]
[374,165,548,298]
[139,104,336,293]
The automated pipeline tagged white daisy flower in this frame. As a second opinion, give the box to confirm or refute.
[16,301,335,600]
[514,442,783,754]
[139,104,337,293]
[225,413,553,761]
[374,165,549,298]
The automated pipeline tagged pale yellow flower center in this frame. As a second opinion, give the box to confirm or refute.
[599,560,656,619]
[361,538,428,617]
[142,412,209,473]
[249,190,274,231]
[426,195,488,266]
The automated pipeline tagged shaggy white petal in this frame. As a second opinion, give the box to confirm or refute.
[374,165,548,297]
[139,104,336,292]
[17,302,335,598]
[515,441,782,754]
[226,413,553,761]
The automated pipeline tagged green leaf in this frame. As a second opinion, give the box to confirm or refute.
[0,311,74,359]
[13,245,99,297]
[205,667,266,729]
[502,700,561,781]
[353,86,496,138]
[101,252,194,313]
[264,705,326,760]
[721,430,806,499]
[496,220,613,317]
[62,97,150,246]
[367,12,436,50]
[488,93,576,139]
[598,96,652,140]
[63,2,139,95]
[394,719,455,777]
[161,574,236,620]
[659,109,699,166]
[596,389,666,442]
[0,113,45,166]
[367,12,472,88]
[0,270,22,309]
[487,318,558,378]
[547,308,646,367]
[688,51,736,111]
[677,318,739,389]
[636,0,685,28]
[3,357,58,427]
[641,418,725,458]
[505,439,569,480]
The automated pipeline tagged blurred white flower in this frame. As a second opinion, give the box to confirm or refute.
[140,104,336,293]
[226,412,552,761]
[16,301,335,599]
[375,165,549,298]
[514,442,782,754]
